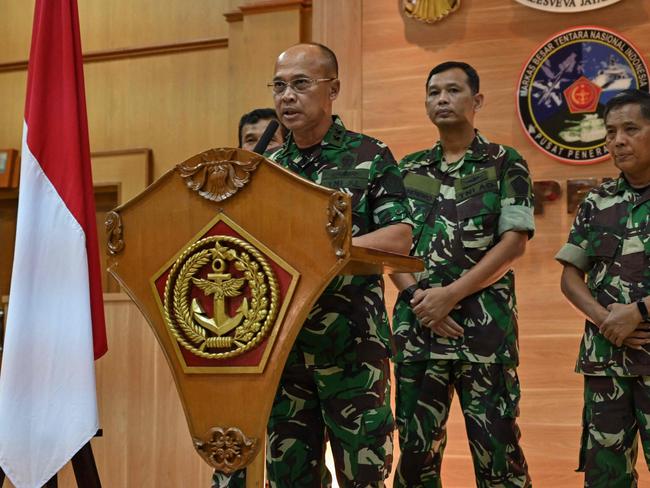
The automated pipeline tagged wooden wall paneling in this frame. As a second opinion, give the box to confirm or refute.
[83,48,229,178]
[91,149,153,203]
[0,71,26,158]
[0,148,151,299]
[0,0,232,63]
[312,0,362,132]
[361,1,650,486]
[226,2,308,145]
[0,48,230,180]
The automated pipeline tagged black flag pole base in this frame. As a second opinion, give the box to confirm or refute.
[0,430,102,488]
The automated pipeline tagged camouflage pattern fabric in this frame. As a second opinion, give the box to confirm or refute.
[391,133,533,487]
[393,360,530,488]
[392,132,535,365]
[556,177,650,376]
[267,115,412,367]
[266,360,393,487]
[579,375,650,487]
[213,116,407,487]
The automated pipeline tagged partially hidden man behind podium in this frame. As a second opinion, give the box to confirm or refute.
[214,43,413,488]
[238,108,286,152]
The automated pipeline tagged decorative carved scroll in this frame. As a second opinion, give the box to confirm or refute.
[193,427,258,474]
[105,211,124,255]
[177,149,262,202]
[326,192,348,259]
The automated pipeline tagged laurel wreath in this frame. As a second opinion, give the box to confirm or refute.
[163,236,279,359]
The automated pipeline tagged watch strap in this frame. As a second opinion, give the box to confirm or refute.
[400,284,419,303]
[637,299,650,323]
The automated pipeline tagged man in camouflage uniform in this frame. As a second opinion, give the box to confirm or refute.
[214,43,412,488]
[390,61,534,487]
[556,89,650,488]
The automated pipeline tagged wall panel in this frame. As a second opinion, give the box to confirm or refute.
[84,48,230,177]
[0,0,232,62]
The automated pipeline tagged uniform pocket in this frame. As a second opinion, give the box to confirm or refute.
[498,365,521,419]
[456,191,500,249]
[586,228,620,259]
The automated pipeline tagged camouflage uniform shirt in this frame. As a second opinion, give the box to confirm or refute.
[556,176,650,376]
[393,132,535,365]
[267,116,412,366]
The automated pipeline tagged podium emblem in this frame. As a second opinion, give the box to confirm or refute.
[162,235,279,359]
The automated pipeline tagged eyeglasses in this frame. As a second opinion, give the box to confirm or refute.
[267,77,337,95]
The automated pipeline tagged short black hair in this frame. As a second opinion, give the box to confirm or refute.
[238,108,287,147]
[305,42,339,77]
[425,61,480,94]
[604,89,650,122]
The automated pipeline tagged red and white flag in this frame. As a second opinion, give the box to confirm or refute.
[0,0,107,486]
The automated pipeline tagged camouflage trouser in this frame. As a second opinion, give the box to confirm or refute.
[393,359,531,488]
[214,359,394,488]
[265,359,393,488]
[579,375,650,488]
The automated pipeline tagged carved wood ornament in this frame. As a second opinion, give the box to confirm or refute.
[326,192,349,259]
[105,211,124,255]
[193,427,257,474]
[177,149,263,202]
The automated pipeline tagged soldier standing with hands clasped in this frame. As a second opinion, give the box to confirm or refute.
[557,89,650,488]
[391,61,534,488]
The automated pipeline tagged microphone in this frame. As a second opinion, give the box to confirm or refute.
[252,119,280,155]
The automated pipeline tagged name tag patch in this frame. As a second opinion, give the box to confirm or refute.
[455,167,498,201]
[320,169,369,189]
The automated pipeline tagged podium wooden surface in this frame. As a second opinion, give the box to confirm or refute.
[105,147,421,485]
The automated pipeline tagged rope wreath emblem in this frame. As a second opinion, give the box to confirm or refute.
[163,236,279,359]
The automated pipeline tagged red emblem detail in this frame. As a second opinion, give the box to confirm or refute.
[563,76,602,113]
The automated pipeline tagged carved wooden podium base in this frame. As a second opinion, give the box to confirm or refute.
[105,148,422,485]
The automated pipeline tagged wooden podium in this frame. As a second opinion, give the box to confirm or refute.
[106,148,422,486]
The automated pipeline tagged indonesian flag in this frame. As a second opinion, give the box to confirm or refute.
[0,0,107,486]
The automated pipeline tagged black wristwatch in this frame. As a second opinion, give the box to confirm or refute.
[400,284,419,303]
[637,299,650,323]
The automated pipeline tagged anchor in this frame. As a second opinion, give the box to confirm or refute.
[191,256,249,337]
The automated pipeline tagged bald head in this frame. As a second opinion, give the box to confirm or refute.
[272,43,340,146]
[276,43,338,79]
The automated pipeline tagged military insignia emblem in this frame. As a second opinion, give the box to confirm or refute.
[514,0,623,13]
[517,26,649,164]
[163,235,279,359]
[152,213,300,372]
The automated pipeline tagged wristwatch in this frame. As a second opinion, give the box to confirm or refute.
[400,284,419,302]
[637,299,650,323]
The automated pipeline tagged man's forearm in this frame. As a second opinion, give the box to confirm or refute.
[560,264,608,326]
[352,223,412,255]
[389,272,418,292]
[445,230,528,303]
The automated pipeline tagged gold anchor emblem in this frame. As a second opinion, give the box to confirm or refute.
[162,236,279,359]
[191,254,249,338]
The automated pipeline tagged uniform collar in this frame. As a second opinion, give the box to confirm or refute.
[277,115,347,158]
[603,174,638,196]
[431,129,489,170]
[601,174,650,206]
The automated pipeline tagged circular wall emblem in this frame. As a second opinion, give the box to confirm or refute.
[517,26,649,164]
[163,236,279,359]
[514,0,623,13]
